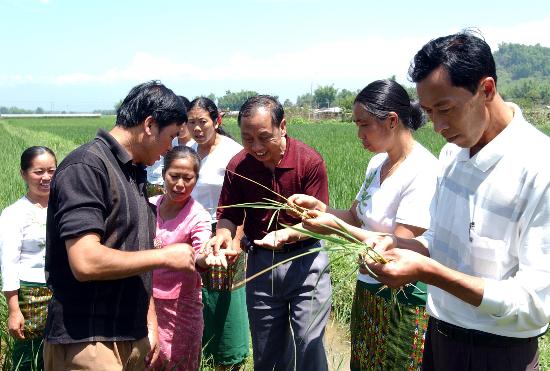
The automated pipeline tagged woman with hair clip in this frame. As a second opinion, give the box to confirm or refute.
[1,146,57,371]
[258,79,438,370]
[186,97,249,370]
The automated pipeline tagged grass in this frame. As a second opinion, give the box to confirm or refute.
[0,115,549,369]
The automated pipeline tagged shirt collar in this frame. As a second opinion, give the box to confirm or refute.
[468,102,525,172]
[276,136,295,169]
[95,129,133,166]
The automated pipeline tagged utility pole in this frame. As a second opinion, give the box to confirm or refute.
[309,82,313,121]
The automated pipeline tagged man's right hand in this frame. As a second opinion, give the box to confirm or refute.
[162,243,196,272]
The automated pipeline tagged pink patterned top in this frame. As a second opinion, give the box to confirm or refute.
[151,195,212,299]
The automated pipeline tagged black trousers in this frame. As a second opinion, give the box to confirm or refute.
[422,317,539,371]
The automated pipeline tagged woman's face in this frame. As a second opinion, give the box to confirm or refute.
[186,107,218,146]
[163,157,197,204]
[21,153,56,199]
[353,103,391,153]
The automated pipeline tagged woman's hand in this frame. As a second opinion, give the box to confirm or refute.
[301,209,342,235]
[8,308,25,340]
[203,248,239,269]
[288,194,326,214]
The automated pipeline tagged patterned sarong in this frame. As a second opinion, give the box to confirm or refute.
[200,251,247,291]
[350,281,428,371]
[18,282,51,339]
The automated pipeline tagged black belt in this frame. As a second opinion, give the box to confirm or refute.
[241,236,319,254]
[430,317,537,347]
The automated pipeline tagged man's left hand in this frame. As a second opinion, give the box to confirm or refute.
[361,248,426,288]
[254,229,290,250]
[145,321,160,367]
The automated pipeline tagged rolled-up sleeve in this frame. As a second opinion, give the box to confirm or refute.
[53,163,108,241]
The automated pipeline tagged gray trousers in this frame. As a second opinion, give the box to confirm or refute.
[246,245,332,371]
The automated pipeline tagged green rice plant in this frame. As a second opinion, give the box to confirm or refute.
[217,169,387,291]
[328,250,357,325]
[0,116,548,369]
[540,333,550,371]
[0,296,14,370]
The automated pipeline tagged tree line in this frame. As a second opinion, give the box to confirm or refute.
[2,43,548,115]
[495,43,550,108]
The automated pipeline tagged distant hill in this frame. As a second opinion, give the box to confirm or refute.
[495,43,550,107]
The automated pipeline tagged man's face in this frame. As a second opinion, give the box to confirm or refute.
[417,66,488,149]
[239,108,286,168]
[145,121,181,166]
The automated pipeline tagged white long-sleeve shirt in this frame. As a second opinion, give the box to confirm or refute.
[417,103,550,338]
[0,196,48,291]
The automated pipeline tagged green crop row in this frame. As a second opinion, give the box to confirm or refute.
[0,117,548,370]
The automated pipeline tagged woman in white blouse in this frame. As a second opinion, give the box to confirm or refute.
[1,146,57,371]
[186,97,249,369]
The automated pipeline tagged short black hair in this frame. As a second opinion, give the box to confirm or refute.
[116,80,188,130]
[178,95,191,111]
[408,31,497,94]
[237,95,284,128]
[20,146,57,171]
[355,79,426,131]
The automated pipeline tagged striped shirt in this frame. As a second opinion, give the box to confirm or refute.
[418,103,550,338]
[45,129,156,343]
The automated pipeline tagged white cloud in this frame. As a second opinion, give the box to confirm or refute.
[4,17,549,88]
[482,16,550,50]
[38,0,50,4]
[0,74,34,85]
[50,36,426,86]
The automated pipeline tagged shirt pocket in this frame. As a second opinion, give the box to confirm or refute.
[469,230,506,279]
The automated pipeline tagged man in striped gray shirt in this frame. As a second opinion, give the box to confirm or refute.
[364,32,550,370]
[44,81,196,370]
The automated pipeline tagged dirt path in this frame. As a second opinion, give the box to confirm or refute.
[324,317,351,371]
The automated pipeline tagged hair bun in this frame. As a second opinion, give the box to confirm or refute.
[409,101,426,130]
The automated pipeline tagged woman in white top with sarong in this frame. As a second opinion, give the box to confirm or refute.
[1,146,57,371]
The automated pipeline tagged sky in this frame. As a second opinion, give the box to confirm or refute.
[0,0,549,112]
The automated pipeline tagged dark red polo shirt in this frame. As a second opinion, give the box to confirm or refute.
[217,136,329,242]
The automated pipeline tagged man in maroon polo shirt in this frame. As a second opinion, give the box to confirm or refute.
[205,95,332,371]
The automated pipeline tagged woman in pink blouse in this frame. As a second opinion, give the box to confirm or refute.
[149,146,228,370]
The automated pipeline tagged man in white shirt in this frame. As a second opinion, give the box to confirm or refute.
[365,32,550,370]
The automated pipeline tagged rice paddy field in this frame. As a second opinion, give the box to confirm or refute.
[0,114,549,369]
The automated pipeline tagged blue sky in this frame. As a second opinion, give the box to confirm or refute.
[1,0,549,111]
